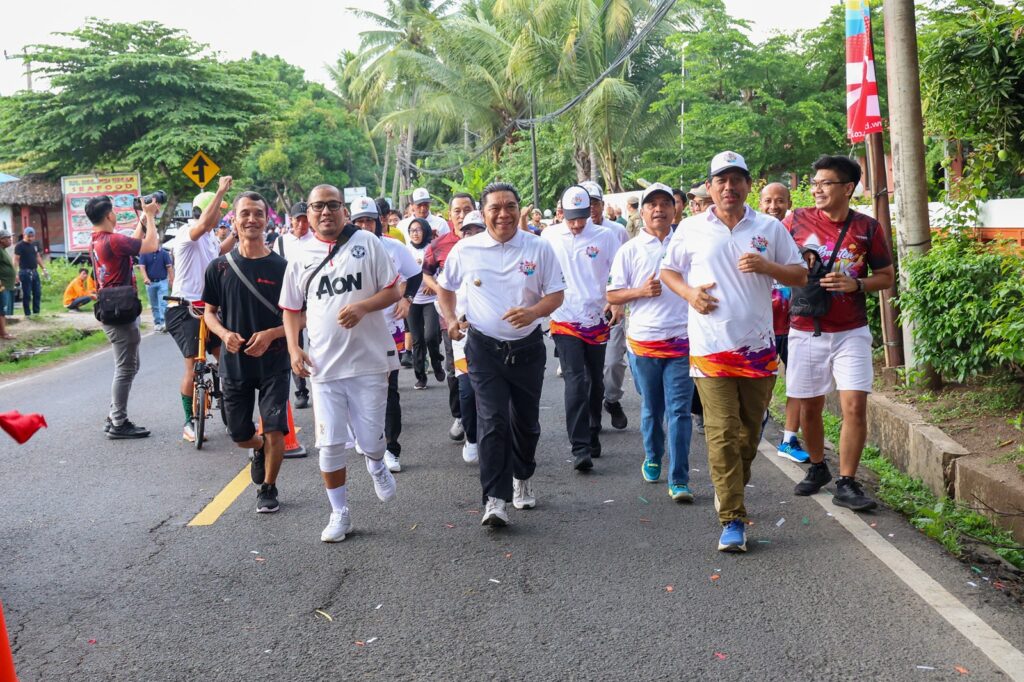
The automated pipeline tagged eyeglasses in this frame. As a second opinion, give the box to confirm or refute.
[308,201,344,213]
[809,180,851,190]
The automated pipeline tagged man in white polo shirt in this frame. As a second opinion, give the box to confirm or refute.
[661,151,806,553]
[437,182,565,527]
[397,187,450,242]
[608,182,696,503]
[544,185,621,472]
[280,184,402,543]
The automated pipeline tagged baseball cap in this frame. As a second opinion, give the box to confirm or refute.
[686,184,711,200]
[0,228,10,239]
[350,196,379,221]
[23,227,35,236]
[289,201,308,217]
[626,195,639,207]
[709,150,750,178]
[461,210,485,232]
[580,181,603,201]
[640,182,674,206]
[193,191,228,213]
[411,187,431,205]
[559,186,592,220]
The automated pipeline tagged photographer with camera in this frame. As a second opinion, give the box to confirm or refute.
[86,194,160,439]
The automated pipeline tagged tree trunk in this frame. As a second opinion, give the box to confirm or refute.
[392,131,403,209]
[589,144,600,185]
[380,133,391,197]
[573,144,590,182]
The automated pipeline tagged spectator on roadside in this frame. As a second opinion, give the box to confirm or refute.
[687,184,713,216]
[625,195,642,237]
[137,246,174,331]
[63,268,98,311]
[215,223,231,242]
[14,227,48,317]
[527,208,545,235]
[0,228,15,339]
[613,205,627,227]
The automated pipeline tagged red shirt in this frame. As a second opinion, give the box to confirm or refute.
[91,231,142,288]
[421,230,460,278]
[785,208,892,333]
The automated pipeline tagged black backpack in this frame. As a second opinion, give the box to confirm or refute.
[789,213,853,337]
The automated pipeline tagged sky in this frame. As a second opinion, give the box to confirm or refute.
[0,1,835,96]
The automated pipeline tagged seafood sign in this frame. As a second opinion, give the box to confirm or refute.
[60,173,142,253]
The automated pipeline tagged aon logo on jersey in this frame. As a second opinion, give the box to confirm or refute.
[315,272,363,299]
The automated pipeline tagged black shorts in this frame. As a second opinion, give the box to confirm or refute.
[221,370,291,442]
[166,304,221,358]
[775,334,789,368]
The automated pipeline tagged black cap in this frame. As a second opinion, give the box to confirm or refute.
[289,202,308,218]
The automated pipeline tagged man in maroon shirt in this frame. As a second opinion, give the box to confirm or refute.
[87,194,160,439]
[421,192,475,442]
[784,155,894,511]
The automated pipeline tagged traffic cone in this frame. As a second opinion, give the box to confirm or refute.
[258,401,307,459]
[0,600,17,682]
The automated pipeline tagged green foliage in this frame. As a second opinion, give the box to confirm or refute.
[985,253,1024,371]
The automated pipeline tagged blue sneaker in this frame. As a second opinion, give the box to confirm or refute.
[777,436,810,463]
[717,520,748,552]
[641,459,661,483]
[668,484,694,503]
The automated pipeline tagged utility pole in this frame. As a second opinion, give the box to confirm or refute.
[680,40,685,188]
[884,0,937,383]
[3,50,33,91]
[529,99,540,210]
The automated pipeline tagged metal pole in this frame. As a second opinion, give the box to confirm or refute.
[530,100,540,209]
[680,41,685,187]
[865,131,904,367]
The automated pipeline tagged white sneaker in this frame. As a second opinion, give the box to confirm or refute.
[449,417,465,441]
[182,421,196,443]
[481,496,509,527]
[462,442,479,463]
[513,478,536,510]
[370,464,397,502]
[384,450,401,473]
[321,508,352,542]
[556,362,563,377]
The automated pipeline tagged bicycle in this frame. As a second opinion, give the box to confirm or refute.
[166,296,225,450]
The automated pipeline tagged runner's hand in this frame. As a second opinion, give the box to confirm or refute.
[503,306,538,329]
[640,275,661,298]
[448,319,464,341]
[394,298,411,320]
[291,349,313,377]
[223,331,246,353]
[687,282,719,315]
[337,303,366,329]
[243,330,275,357]
[218,176,233,193]
[605,303,625,325]
[738,252,769,274]
[821,272,858,293]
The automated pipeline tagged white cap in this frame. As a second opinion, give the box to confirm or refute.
[559,185,592,220]
[709,150,750,178]
[640,182,674,206]
[350,196,378,221]
[580,180,603,201]
[411,187,431,204]
[801,238,822,253]
[461,210,485,231]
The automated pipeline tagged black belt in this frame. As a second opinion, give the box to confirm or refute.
[468,326,543,366]
[149,278,167,282]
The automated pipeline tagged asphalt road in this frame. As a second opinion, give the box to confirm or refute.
[2,332,1024,681]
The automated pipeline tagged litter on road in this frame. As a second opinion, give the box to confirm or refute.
[315,609,334,622]
[776,518,785,527]
[489,578,501,584]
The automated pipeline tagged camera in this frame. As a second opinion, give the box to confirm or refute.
[134,190,168,211]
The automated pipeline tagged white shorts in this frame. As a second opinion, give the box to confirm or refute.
[785,326,873,398]
[311,373,388,455]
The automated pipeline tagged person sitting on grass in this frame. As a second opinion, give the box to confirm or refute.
[63,268,97,311]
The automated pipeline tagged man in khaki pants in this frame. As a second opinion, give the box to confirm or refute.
[661,151,806,553]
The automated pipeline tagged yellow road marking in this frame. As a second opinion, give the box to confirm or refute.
[188,465,252,527]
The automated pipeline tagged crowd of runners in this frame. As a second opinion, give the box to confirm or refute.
[86,148,892,553]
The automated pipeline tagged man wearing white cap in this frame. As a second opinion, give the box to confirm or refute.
[397,187,450,243]
[436,182,565,527]
[280,184,402,543]
[544,185,621,472]
[661,151,806,553]
[166,176,237,442]
[608,182,696,502]
[580,180,631,431]
[349,195,423,473]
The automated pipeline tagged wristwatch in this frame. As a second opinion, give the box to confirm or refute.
[855,278,865,292]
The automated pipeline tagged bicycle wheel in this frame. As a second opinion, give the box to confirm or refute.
[194,383,207,450]
[211,367,227,426]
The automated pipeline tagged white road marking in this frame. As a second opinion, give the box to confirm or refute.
[758,441,1024,681]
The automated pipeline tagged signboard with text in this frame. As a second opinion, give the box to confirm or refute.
[60,173,142,253]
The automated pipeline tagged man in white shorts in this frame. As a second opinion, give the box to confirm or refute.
[784,154,894,511]
[280,185,402,543]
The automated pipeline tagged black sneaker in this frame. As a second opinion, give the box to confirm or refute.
[294,392,309,409]
[256,483,279,513]
[573,454,594,472]
[250,442,266,485]
[400,353,413,369]
[414,377,427,390]
[107,420,150,439]
[103,416,112,433]
[433,364,446,383]
[794,461,832,496]
[833,477,878,511]
[604,401,628,430]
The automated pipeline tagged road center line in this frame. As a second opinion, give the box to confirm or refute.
[188,465,252,527]
[758,441,1024,681]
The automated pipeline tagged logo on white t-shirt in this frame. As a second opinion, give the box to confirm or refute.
[519,259,536,276]
[315,272,363,299]
[351,245,366,259]
[751,235,769,253]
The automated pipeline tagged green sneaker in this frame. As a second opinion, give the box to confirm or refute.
[641,459,661,483]
[669,484,694,503]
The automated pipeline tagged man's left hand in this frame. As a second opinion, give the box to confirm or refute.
[502,306,538,329]
[338,303,366,329]
[737,252,770,274]
[243,330,275,357]
[821,272,859,293]
[393,298,411,320]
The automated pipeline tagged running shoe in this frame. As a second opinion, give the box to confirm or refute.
[794,461,832,496]
[400,352,413,368]
[103,416,112,433]
[717,520,748,553]
[512,478,536,510]
[256,483,279,513]
[183,421,196,443]
[434,364,445,383]
[556,362,563,377]
[604,400,628,430]
[384,450,401,473]
[249,443,266,485]
[449,418,465,441]
[833,477,878,511]
[370,465,397,502]
[321,508,352,542]
[294,392,310,409]
[573,454,594,471]
[777,436,810,463]
[641,459,661,483]
[107,420,150,440]
[414,378,427,390]
[462,442,478,463]
[669,484,694,503]
[481,497,509,527]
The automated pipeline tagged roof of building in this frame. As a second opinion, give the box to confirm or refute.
[0,174,62,205]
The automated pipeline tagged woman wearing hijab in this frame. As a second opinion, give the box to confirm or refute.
[404,218,445,390]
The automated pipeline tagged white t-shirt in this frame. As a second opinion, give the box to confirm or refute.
[542,222,619,329]
[172,221,221,302]
[279,230,400,382]
[397,214,450,242]
[661,206,803,378]
[439,229,565,341]
[609,229,689,353]
[379,235,420,340]
[404,242,436,304]
[274,229,314,262]
[588,217,630,247]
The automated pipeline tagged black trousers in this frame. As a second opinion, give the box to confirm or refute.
[293,330,308,398]
[466,327,546,503]
[385,369,401,455]
[407,302,443,382]
[457,374,477,445]
[441,328,461,419]
[552,334,606,459]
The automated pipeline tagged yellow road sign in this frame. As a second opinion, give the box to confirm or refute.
[182,150,220,189]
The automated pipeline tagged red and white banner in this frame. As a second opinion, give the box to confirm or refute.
[846,0,883,142]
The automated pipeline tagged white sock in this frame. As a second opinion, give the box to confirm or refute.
[326,484,347,512]
[366,456,386,475]
[783,430,798,443]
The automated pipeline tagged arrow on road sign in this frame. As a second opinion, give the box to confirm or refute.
[183,151,221,189]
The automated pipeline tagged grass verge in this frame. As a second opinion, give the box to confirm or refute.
[0,328,107,376]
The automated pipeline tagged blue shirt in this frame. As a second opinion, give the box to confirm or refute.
[139,249,172,281]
